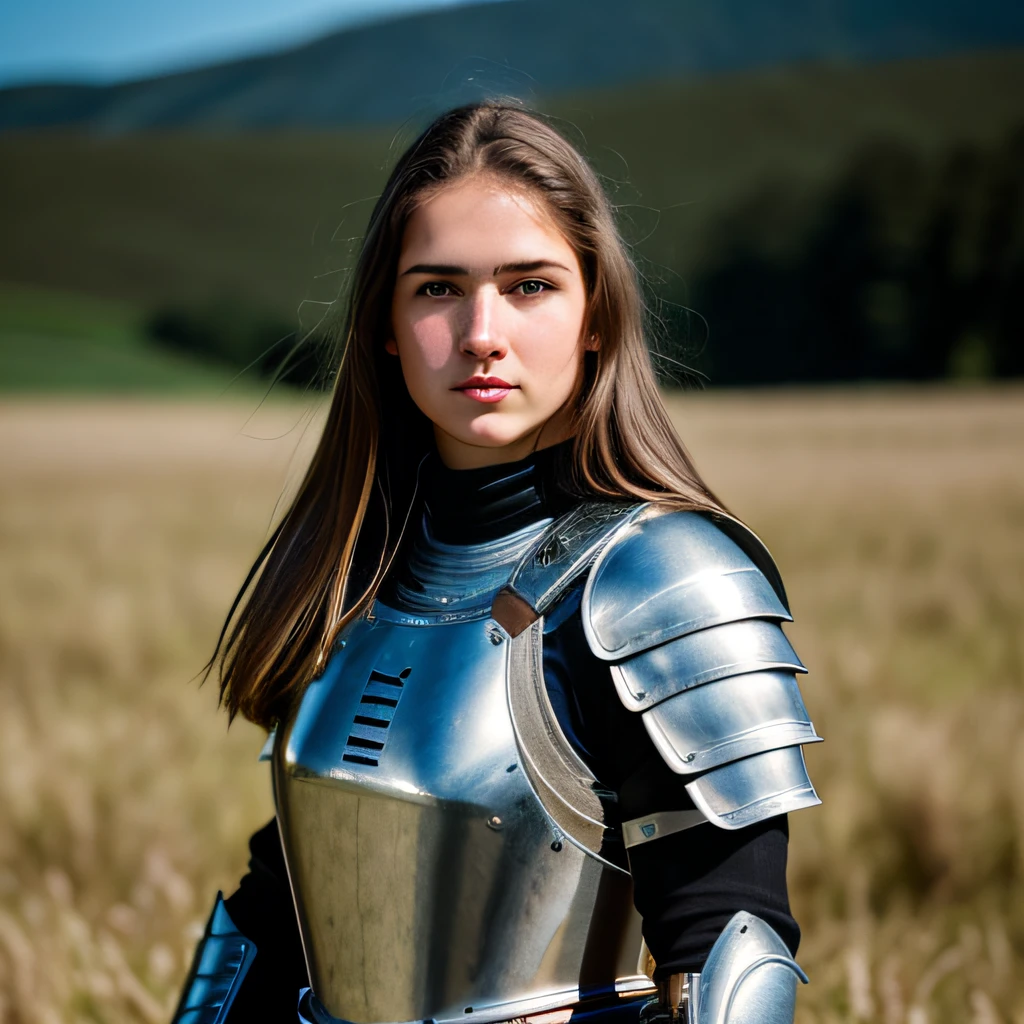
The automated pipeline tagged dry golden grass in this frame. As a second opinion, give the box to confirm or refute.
[0,387,1021,1023]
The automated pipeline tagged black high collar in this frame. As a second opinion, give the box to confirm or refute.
[421,438,581,545]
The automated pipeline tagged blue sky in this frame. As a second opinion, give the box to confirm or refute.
[0,0,508,89]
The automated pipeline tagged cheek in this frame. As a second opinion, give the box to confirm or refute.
[516,305,584,377]
[400,311,454,372]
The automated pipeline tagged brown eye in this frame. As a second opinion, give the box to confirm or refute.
[421,282,453,298]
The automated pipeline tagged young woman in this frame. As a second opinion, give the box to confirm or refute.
[173,103,821,1024]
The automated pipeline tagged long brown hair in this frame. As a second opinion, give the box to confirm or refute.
[214,102,727,728]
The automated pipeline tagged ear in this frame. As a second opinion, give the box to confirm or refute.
[384,338,398,356]
[584,332,600,352]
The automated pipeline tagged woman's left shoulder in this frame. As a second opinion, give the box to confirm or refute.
[578,506,823,832]
[581,506,793,661]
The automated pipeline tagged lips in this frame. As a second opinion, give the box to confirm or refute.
[452,376,516,390]
[451,375,520,404]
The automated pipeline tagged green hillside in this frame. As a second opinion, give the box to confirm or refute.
[2,51,1021,317]
[0,285,260,393]
[1,50,1022,391]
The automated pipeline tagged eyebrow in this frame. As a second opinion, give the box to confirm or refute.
[494,259,573,275]
[401,263,467,276]
[400,259,572,277]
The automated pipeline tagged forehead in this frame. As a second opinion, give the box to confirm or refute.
[398,177,577,269]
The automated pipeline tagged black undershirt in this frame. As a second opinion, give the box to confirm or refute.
[222,441,798,1017]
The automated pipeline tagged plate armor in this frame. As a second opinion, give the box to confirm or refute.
[181,501,819,1024]
[172,892,257,1024]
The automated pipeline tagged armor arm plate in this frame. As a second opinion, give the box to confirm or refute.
[172,892,257,1024]
[676,911,806,1024]
[699,910,807,1023]
[582,509,821,834]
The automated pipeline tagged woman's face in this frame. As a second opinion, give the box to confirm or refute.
[388,175,590,469]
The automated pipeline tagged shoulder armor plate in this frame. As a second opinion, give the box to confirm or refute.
[581,509,790,660]
[582,508,821,831]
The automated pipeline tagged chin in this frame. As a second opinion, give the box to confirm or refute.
[446,415,541,451]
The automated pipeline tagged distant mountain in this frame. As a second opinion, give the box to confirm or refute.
[2,0,1023,133]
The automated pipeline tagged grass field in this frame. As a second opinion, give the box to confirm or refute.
[0,387,1022,1022]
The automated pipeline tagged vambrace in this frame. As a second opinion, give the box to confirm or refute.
[172,892,257,1024]
[581,509,821,837]
[644,912,807,1024]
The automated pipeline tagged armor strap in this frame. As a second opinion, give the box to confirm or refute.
[622,809,707,848]
[659,974,699,1023]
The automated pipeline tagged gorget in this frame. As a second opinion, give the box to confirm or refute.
[273,499,653,1024]
[390,514,552,621]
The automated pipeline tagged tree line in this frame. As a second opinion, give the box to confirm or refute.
[670,123,1024,385]
[147,122,1024,389]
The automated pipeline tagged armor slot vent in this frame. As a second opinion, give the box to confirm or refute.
[354,714,390,728]
[342,666,410,767]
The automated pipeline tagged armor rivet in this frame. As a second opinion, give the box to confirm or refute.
[683,753,696,763]
[550,840,563,852]
[338,640,347,649]
[635,691,646,700]
[486,625,504,645]
[487,815,503,830]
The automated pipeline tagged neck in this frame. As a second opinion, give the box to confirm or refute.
[379,437,592,615]
[422,436,580,545]
[380,437,581,616]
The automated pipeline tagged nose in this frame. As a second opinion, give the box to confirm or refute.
[458,286,507,361]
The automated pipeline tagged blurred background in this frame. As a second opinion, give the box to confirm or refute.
[0,1,1022,1021]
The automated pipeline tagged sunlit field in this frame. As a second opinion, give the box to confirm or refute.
[1,387,1021,1023]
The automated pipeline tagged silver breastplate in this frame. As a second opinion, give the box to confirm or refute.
[273,505,652,1024]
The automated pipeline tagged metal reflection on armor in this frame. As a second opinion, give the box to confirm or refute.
[582,509,821,832]
[392,513,552,620]
[648,912,807,1024]
[273,503,818,1024]
[171,893,256,1024]
[274,503,651,1024]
